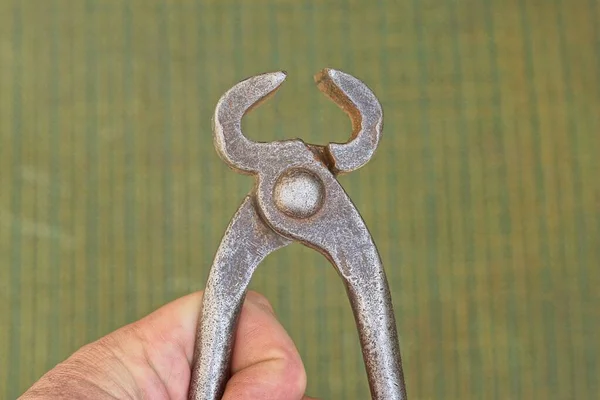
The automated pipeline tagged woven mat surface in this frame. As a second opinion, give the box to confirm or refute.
[1,0,599,398]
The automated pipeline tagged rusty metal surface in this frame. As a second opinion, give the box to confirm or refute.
[189,69,406,400]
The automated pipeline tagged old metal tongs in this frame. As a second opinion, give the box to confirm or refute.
[189,69,407,400]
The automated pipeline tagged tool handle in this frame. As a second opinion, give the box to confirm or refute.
[188,197,290,400]
[339,250,407,399]
[322,218,407,400]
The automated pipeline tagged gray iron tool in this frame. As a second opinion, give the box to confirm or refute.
[188,69,407,400]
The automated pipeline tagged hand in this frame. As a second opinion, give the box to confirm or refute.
[20,291,316,399]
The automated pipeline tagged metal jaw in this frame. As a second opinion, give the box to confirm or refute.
[189,69,407,400]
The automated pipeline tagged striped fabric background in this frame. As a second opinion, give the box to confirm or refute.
[1,0,599,398]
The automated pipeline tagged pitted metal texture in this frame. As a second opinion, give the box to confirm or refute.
[189,69,407,400]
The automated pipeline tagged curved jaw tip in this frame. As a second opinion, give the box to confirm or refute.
[313,68,383,174]
[267,70,288,92]
[273,70,287,81]
[314,68,336,85]
[313,67,368,127]
[314,67,339,78]
[237,71,288,113]
[313,68,354,88]
[256,70,287,88]
[313,68,362,108]
[249,70,287,89]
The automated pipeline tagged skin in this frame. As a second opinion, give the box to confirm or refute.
[20,291,317,400]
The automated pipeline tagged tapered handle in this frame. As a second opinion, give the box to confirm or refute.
[331,239,407,399]
[188,197,290,400]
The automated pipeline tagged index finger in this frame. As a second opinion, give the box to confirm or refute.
[135,290,310,400]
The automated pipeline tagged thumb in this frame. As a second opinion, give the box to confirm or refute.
[220,291,307,399]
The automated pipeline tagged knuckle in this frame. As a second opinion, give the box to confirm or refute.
[245,291,275,314]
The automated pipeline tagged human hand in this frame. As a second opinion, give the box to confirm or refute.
[20,291,316,400]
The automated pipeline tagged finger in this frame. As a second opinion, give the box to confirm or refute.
[102,291,207,399]
[223,291,307,400]
[126,290,205,367]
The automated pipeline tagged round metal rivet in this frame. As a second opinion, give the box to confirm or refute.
[273,169,325,218]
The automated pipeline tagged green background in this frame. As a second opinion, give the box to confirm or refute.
[1,0,599,398]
